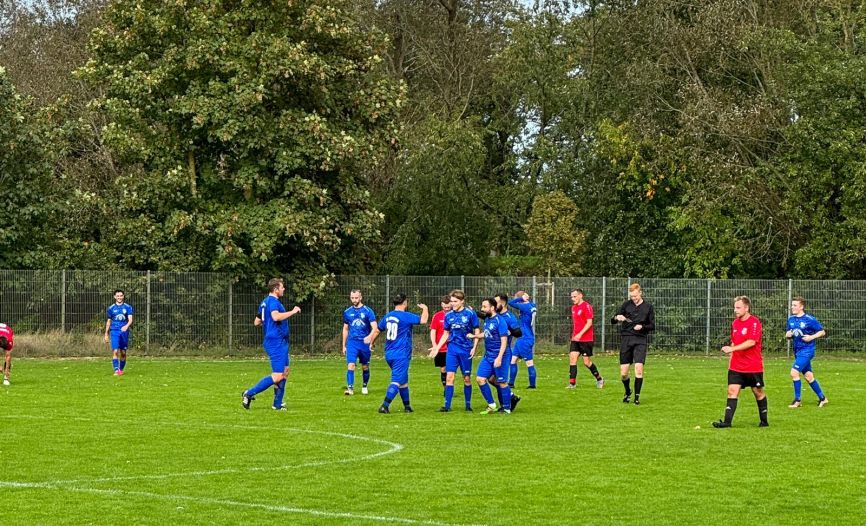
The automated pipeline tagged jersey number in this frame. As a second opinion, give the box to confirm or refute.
[386,321,399,341]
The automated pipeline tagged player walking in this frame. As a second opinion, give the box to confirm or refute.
[429,290,480,412]
[0,322,14,385]
[341,289,379,396]
[373,294,428,413]
[612,283,654,405]
[569,289,603,389]
[471,298,513,414]
[713,296,769,428]
[508,291,538,388]
[786,296,828,408]
[429,295,452,386]
[104,289,133,376]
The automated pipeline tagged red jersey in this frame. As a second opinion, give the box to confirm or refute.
[729,314,763,373]
[430,310,447,352]
[571,301,594,342]
[0,323,13,351]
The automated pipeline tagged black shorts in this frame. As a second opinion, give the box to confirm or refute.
[434,351,447,368]
[569,341,594,357]
[619,337,647,365]
[727,370,765,388]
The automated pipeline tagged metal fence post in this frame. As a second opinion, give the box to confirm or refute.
[228,279,233,353]
[60,270,66,333]
[385,275,390,313]
[532,276,537,300]
[310,296,316,350]
[705,279,712,356]
[146,270,151,353]
[461,275,465,291]
[787,278,793,358]
[600,277,607,352]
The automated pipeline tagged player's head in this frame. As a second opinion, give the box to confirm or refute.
[480,297,496,317]
[629,283,642,303]
[570,288,584,304]
[734,295,751,319]
[392,293,408,309]
[791,296,806,315]
[113,289,125,304]
[494,293,508,312]
[440,294,452,312]
[267,278,285,297]
[0,336,8,351]
[449,289,466,310]
[350,289,362,307]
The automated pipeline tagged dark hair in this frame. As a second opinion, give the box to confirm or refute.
[440,294,452,304]
[0,336,7,350]
[571,288,584,295]
[393,293,408,306]
[114,289,125,295]
[449,289,465,301]
[792,296,806,307]
[267,278,284,293]
[494,293,508,303]
[481,297,496,309]
[351,289,362,295]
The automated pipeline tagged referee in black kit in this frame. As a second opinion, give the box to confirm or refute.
[612,282,655,405]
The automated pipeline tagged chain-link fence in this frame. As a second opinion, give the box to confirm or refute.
[1,271,864,356]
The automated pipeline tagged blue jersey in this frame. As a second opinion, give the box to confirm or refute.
[343,305,377,341]
[378,310,422,360]
[259,295,288,341]
[500,311,520,350]
[444,308,480,353]
[106,303,134,332]
[482,315,508,359]
[787,313,823,354]
[508,298,537,339]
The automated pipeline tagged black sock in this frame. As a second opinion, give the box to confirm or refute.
[622,377,631,395]
[634,377,643,397]
[588,363,601,380]
[569,365,577,381]
[724,398,738,424]
[757,397,768,424]
[440,372,446,386]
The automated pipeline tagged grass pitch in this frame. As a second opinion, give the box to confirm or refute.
[2,354,865,525]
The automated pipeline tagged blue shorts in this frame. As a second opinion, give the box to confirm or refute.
[476,352,511,384]
[346,340,371,365]
[110,330,130,351]
[264,341,290,373]
[445,350,473,376]
[386,356,410,385]
[792,353,814,374]
[512,338,535,361]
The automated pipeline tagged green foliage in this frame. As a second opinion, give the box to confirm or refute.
[524,190,585,275]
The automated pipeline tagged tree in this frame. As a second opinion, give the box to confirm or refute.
[524,190,585,276]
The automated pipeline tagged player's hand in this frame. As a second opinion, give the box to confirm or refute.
[494,357,502,368]
[341,347,346,356]
[363,335,372,344]
[522,293,529,302]
[469,349,476,359]
[417,303,427,310]
[634,324,642,332]
[103,333,109,344]
[428,348,439,358]
[291,306,301,315]
[801,334,813,343]
[721,345,733,354]
[615,314,626,322]
[121,326,128,333]
[571,335,579,342]
[785,330,793,339]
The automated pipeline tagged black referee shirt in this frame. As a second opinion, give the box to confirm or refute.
[611,300,655,339]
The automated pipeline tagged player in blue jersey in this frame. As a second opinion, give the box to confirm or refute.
[494,293,522,412]
[508,291,538,388]
[371,294,428,413]
[429,289,480,412]
[341,289,379,396]
[470,298,513,414]
[786,296,828,408]
[242,278,301,410]
[103,289,134,376]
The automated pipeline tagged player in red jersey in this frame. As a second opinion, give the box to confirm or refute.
[713,296,769,428]
[0,322,14,386]
[429,295,452,386]
[568,289,603,389]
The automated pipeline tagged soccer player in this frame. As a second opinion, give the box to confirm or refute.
[612,283,654,405]
[0,322,14,386]
[470,298,512,414]
[786,296,828,408]
[494,293,522,412]
[103,289,133,376]
[242,278,301,411]
[569,289,603,389]
[713,295,769,428]
[429,294,452,386]
[508,291,538,388]
[372,294,428,413]
[341,289,379,396]
[429,289,480,412]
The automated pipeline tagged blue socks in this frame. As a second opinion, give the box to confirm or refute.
[501,385,512,410]
[399,386,410,406]
[444,385,454,410]
[119,359,126,371]
[479,383,494,405]
[528,365,537,387]
[247,375,275,397]
[509,363,518,385]
[112,358,119,371]
[495,385,503,406]
[793,379,802,400]
[347,369,355,389]
[463,384,472,408]
[383,383,399,408]
[363,368,370,387]
[809,379,825,400]
[273,379,286,408]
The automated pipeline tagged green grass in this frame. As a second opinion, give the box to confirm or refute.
[2,354,865,525]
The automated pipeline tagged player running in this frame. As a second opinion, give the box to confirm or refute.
[429,289,480,412]
[429,295,452,386]
[508,291,538,388]
[341,289,379,396]
[104,289,133,376]
[612,283,655,405]
[713,296,769,428]
[243,278,301,411]
[786,296,828,408]
[372,294,428,414]
[569,289,603,389]
[470,298,513,414]
[0,322,14,386]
